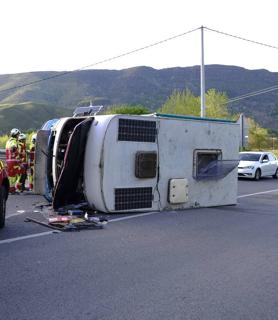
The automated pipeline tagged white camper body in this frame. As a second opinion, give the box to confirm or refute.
[83,114,239,213]
[36,113,239,213]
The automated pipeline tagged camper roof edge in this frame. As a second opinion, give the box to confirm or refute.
[155,113,236,123]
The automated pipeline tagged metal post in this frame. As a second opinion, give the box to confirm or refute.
[200,26,206,117]
[237,114,244,149]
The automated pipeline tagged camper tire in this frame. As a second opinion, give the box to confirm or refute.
[254,169,261,181]
[273,169,278,179]
[0,186,6,229]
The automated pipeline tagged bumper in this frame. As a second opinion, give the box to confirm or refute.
[238,168,255,178]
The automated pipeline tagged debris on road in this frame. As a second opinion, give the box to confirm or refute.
[24,217,64,231]
[25,202,108,232]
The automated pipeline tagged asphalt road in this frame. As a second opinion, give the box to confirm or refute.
[1,178,278,320]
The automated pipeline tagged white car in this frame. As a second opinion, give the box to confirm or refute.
[238,151,278,180]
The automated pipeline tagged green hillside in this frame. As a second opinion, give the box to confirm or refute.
[0,102,72,134]
[0,65,278,132]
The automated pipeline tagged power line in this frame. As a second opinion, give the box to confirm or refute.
[0,27,200,95]
[204,27,278,104]
[2,25,278,105]
[227,84,278,104]
[205,26,278,50]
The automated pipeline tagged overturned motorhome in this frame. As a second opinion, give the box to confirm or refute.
[35,113,239,213]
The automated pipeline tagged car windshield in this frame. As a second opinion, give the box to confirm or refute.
[239,153,261,161]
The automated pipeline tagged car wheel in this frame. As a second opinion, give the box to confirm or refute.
[254,169,261,181]
[273,168,278,179]
[0,186,7,229]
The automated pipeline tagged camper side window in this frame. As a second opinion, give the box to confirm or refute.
[193,149,222,180]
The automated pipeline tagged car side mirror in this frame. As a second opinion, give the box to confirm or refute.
[262,159,268,163]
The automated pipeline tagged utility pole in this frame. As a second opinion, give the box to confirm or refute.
[200,26,206,117]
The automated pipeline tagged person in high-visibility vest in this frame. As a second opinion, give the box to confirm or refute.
[17,133,28,192]
[5,128,21,193]
[28,133,36,191]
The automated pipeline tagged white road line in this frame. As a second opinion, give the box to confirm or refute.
[110,211,160,222]
[237,188,278,199]
[0,230,60,245]
[1,212,159,246]
[6,212,28,219]
[2,189,278,245]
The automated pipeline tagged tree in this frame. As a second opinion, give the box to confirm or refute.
[105,104,150,115]
[248,118,269,149]
[159,89,200,116]
[205,89,230,119]
[159,88,233,119]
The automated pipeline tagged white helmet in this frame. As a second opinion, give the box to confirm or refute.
[10,128,20,137]
[31,134,37,143]
[18,133,26,141]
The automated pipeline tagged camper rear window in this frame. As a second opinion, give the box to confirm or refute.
[193,149,222,179]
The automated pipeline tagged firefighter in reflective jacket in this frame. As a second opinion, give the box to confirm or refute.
[17,133,28,192]
[28,134,36,191]
[5,128,21,193]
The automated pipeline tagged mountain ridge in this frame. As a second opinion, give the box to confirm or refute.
[0,64,277,133]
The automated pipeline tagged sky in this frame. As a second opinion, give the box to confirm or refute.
[1,0,278,74]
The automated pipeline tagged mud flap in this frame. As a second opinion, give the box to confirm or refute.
[52,118,93,210]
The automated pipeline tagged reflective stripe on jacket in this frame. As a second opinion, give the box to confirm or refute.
[6,137,19,160]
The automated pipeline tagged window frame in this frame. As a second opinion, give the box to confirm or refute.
[193,149,222,180]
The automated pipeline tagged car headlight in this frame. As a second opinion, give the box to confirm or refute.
[243,166,254,169]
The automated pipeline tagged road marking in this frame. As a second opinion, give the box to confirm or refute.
[110,211,160,222]
[1,212,159,245]
[6,212,29,219]
[7,210,45,219]
[0,230,60,245]
[238,188,278,198]
[2,189,278,245]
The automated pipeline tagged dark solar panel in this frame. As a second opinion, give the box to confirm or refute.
[118,119,157,142]
[114,187,153,210]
